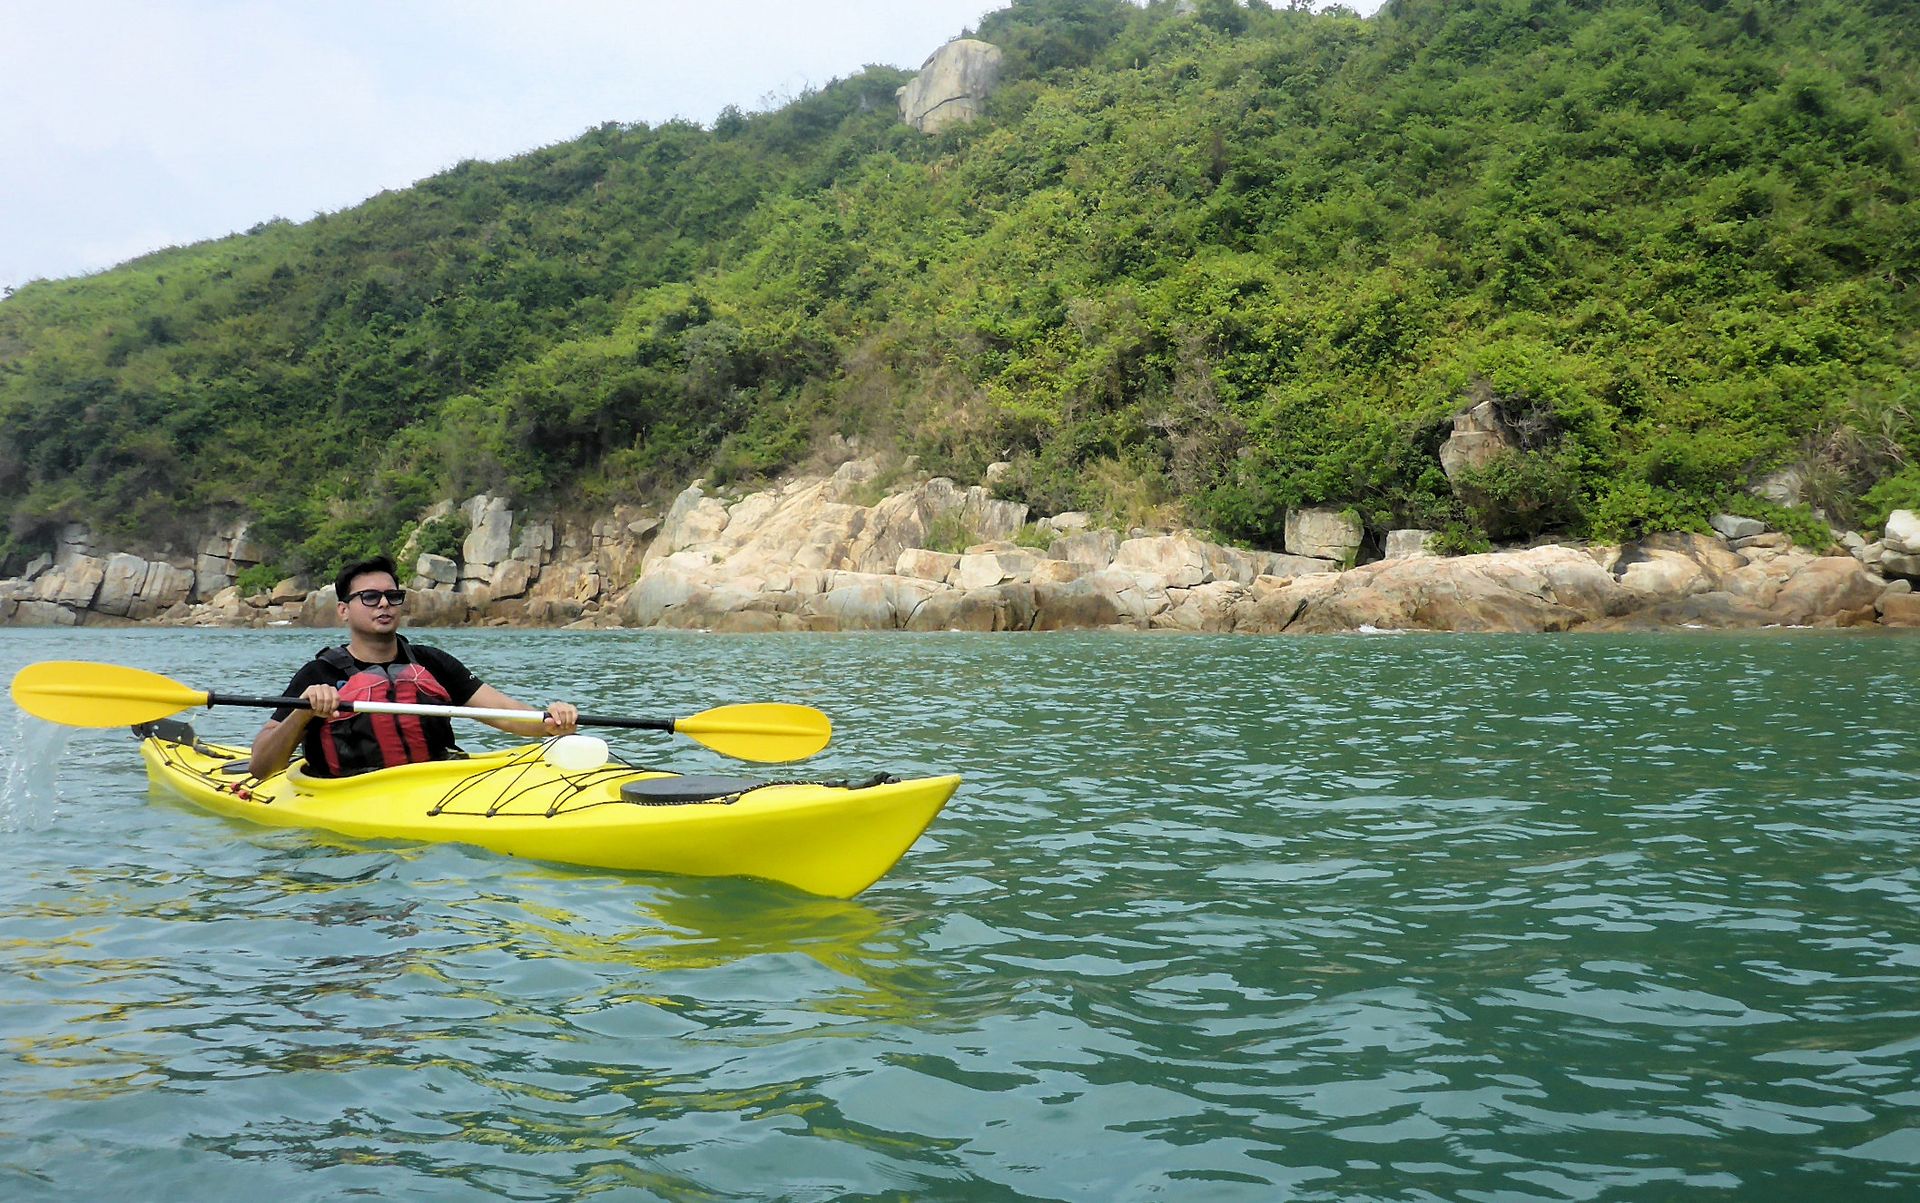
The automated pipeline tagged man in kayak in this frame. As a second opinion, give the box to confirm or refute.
[249,555,578,777]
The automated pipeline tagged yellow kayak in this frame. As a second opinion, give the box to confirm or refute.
[139,733,959,898]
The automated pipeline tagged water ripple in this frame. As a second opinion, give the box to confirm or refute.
[1,628,1918,1199]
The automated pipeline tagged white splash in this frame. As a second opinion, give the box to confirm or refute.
[0,711,75,831]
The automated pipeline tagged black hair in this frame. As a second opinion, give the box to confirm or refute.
[335,555,400,600]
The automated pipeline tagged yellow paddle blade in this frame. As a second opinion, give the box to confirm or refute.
[10,660,210,728]
[675,702,831,763]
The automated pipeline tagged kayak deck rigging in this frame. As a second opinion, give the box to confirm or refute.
[145,732,901,817]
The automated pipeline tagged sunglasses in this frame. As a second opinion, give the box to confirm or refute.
[346,588,407,607]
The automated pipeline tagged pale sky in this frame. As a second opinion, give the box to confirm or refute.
[1,1,1382,295]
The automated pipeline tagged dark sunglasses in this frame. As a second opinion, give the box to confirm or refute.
[346,588,407,607]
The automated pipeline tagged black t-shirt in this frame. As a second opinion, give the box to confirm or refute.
[274,643,484,770]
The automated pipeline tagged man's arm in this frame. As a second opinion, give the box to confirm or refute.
[414,647,577,739]
[467,683,579,738]
[250,683,338,778]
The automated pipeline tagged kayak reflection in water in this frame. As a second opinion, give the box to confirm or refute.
[248,555,578,778]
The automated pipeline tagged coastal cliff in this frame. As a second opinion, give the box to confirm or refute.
[6,462,1916,634]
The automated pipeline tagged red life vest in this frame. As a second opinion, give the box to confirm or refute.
[311,639,456,776]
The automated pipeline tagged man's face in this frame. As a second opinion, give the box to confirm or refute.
[337,570,404,637]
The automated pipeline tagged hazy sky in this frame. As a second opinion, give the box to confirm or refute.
[1,1,1382,295]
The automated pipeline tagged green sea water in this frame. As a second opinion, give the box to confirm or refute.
[1,626,1917,1201]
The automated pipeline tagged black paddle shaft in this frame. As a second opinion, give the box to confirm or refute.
[207,692,320,711]
[575,713,674,732]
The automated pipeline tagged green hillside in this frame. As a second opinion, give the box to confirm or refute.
[2,0,1916,576]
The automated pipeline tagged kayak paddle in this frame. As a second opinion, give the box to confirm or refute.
[9,660,831,763]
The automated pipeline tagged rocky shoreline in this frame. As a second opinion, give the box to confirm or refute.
[4,460,1917,634]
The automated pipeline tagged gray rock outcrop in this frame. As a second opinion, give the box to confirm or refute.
[897,39,1004,133]
[1710,513,1767,541]
[1883,509,1920,579]
[1384,530,1439,560]
[1438,399,1520,481]
[1285,509,1362,564]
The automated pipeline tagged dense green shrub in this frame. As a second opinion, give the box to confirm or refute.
[234,564,281,597]
[1454,449,1584,541]
[415,513,468,562]
[1861,468,1920,532]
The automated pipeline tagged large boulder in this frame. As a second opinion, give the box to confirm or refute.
[131,563,195,619]
[659,585,762,630]
[404,589,474,627]
[1768,556,1889,625]
[1239,546,1628,634]
[953,547,1042,590]
[621,565,710,627]
[710,607,800,634]
[1383,530,1439,560]
[681,469,944,579]
[1098,532,1268,585]
[1615,551,1718,600]
[824,455,883,501]
[643,483,730,572]
[1879,590,1920,628]
[905,583,1034,632]
[1886,509,1920,552]
[229,525,269,567]
[1884,511,1920,579]
[1112,535,1210,587]
[1438,398,1520,481]
[1605,533,1745,602]
[1202,544,1271,585]
[897,547,960,583]
[906,589,989,632]
[489,559,536,601]
[810,572,950,630]
[300,586,344,627]
[961,487,1028,544]
[55,523,96,567]
[1048,529,1120,568]
[416,553,458,587]
[1710,513,1767,541]
[36,555,105,608]
[1588,592,1782,631]
[12,600,80,626]
[531,560,603,605]
[1030,577,1136,631]
[1284,509,1362,564]
[1259,553,1340,579]
[897,39,1004,133]
[1237,572,1388,634]
[1031,569,1167,631]
[93,553,152,617]
[1158,582,1247,632]
[806,575,902,630]
[721,478,867,573]
[190,530,238,599]
[512,520,555,567]
[461,495,515,567]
